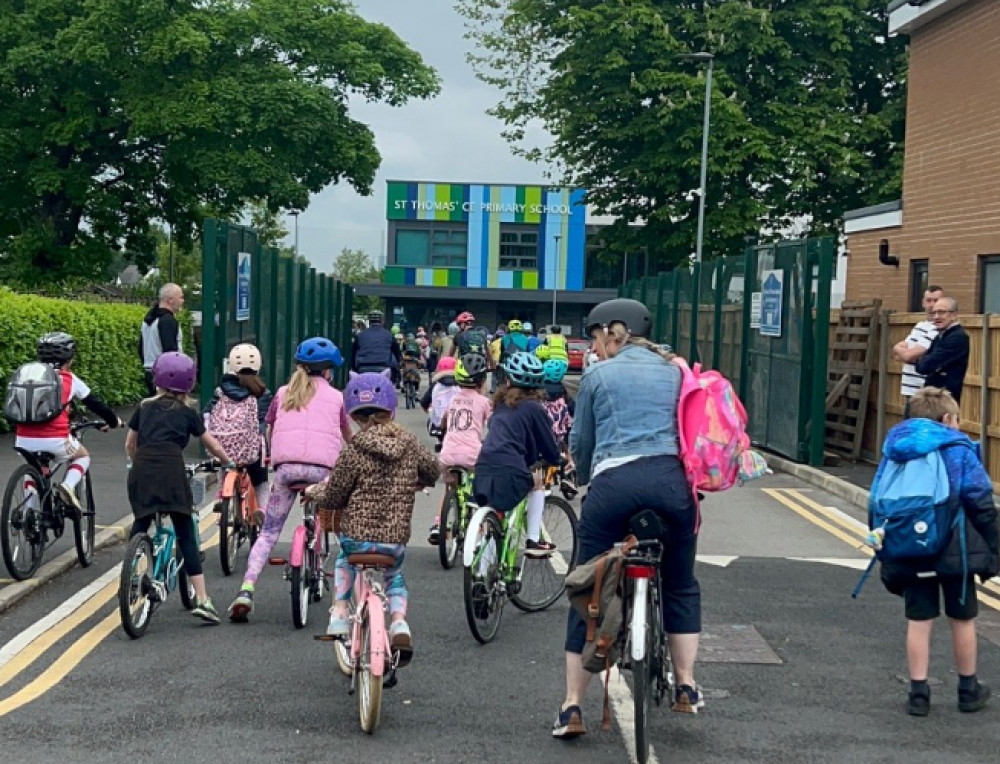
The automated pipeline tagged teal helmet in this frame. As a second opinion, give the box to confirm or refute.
[542,359,569,384]
[502,352,544,388]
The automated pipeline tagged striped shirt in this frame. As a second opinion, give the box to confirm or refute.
[900,320,938,397]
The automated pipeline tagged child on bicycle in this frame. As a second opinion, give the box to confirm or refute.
[125,352,232,624]
[473,352,562,557]
[541,359,578,495]
[204,343,274,514]
[427,353,492,544]
[13,332,123,516]
[228,337,353,622]
[306,370,439,664]
[420,356,460,447]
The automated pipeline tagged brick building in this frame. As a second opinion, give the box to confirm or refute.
[843,0,1000,313]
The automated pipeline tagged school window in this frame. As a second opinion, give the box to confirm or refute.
[430,228,468,267]
[394,223,468,268]
[499,226,538,270]
[909,259,929,312]
[981,255,1000,313]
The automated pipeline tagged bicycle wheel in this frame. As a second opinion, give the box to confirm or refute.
[510,495,579,612]
[118,534,154,639]
[219,496,240,576]
[437,484,461,570]
[357,609,383,734]
[290,563,310,629]
[178,541,197,611]
[1,465,45,581]
[633,589,656,764]
[463,512,505,644]
[72,473,96,568]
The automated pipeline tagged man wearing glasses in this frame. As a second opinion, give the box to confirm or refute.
[915,296,970,403]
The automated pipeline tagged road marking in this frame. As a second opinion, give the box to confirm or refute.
[697,555,738,568]
[762,489,874,557]
[787,557,871,571]
[782,490,869,535]
[603,666,661,764]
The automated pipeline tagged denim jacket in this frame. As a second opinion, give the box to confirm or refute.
[569,344,681,484]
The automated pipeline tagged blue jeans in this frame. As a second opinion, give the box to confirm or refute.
[565,454,701,653]
[334,538,408,617]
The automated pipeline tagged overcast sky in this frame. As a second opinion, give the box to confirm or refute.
[286,1,553,272]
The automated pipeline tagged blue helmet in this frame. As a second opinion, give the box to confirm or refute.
[542,359,569,384]
[502,351,544,388]
[295,337,343,370]
[345,370,396,418]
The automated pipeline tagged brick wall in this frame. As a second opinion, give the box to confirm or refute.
[845,0,1000,312]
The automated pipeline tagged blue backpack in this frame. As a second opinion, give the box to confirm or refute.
[853,446,969,601]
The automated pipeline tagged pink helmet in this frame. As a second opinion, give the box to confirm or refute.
[436,356,457,374]
[456,311,475,325]
[152,352,197,394]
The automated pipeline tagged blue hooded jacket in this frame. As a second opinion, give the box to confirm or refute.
[872,418,998,593]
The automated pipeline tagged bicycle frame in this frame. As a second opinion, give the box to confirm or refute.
[350,568,392,680]
[219,467,257,516]
[289,496,323,568]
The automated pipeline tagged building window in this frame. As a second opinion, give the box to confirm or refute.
[499,226,538,270]
[394,223,468,268]
[909,259,929,312]
[981,255,1000,313]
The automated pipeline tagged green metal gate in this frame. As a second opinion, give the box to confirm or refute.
[199,219,354,409]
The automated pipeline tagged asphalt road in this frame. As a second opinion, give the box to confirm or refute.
[1,396,1000,763]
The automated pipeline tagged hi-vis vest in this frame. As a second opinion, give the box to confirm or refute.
[536,334,568,362]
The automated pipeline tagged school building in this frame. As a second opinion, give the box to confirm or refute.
[843,0,1000,313]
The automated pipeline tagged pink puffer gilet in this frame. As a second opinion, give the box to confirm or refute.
[269,380,349,469]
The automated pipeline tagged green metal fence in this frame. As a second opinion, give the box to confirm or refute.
[199,219,354,409]
[618,236,834,466]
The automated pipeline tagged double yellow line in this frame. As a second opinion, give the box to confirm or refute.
[764,488,1000,612]
[0,513,219,718]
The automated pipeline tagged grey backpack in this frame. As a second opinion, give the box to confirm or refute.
[3,362,67,424]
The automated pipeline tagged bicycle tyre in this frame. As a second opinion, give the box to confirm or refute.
[178,541,197,611]
[290,564,309,629]
[1,465,45,581]
[72,473,96,568]
[219,496,239,576]
[438,484,461,570]
[463,512,505,644]
[510,495,579,612]
[118,534,154,639]
[357,608,383,734]
[633,591,655,764]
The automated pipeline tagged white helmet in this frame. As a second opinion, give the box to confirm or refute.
[523,321,534,333]
[228,343,262,373]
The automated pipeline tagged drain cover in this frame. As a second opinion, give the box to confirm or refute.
[697,624,783,664]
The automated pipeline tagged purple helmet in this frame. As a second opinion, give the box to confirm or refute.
[152,352,197,394]
[344,370,396,418]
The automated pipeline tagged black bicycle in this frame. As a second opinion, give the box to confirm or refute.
[1,420,105,580]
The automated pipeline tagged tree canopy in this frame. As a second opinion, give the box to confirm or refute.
[458,0,906,263]
[0,0,439,285]
[332,247,382,314]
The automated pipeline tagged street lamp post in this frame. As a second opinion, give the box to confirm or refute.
[677,51,714,361]
[551,233,562,328]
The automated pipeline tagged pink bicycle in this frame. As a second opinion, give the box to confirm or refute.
[317,551,404,734]
[269,485,330,629]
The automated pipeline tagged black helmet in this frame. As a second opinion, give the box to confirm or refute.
[37,332,77,364]
[455,353,488,387]
[368,310,383,324]
[585,299,652,338]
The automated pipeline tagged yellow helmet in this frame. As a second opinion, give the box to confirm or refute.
[507,319,523,332]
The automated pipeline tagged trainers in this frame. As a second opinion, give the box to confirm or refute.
[326,610,351,637]
[55,483,82,519]
[672,684,705,713]
[907,688,931,716]
[427,524,440,545]
[552,705,586,739]
[525,539,556,558]
[228,588,254,622]
[958,682,991,713]
[192,598,221,624]
[390,620,414,668]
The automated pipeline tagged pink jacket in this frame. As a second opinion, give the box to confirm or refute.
[268,380,352,468]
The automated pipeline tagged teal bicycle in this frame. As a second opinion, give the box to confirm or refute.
[117,461,214,639]
[437,468,475,569]
[462,472,579,643]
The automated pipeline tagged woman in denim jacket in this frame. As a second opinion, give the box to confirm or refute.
[552,299,702,740]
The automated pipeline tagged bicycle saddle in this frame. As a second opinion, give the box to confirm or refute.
[347,553,397,568]
[14,447,55,467]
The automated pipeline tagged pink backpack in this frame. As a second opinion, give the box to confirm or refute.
[207,392,260,466]
[675,359,758,499]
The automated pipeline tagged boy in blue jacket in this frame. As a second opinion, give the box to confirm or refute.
[873,387,998,716]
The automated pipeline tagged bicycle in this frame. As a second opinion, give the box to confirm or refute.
[437,467,474,569]
[462,477,579,643]
[1,419,106,580]
[117,460,216,639]
[317,551,406,734]
[401,360,420,410]
[269,484,330,629]
[215,463,263,575]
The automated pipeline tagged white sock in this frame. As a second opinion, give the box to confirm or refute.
[63,458,89,490]
[526,489,545,542]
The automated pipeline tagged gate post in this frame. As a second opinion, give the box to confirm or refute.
[671,275,681,352]
[712,258,724,370]
[266,247,279,391]
[739,243,757,404]
[808,238,834,466]
[689,262,701,363]
[199,219,220,410]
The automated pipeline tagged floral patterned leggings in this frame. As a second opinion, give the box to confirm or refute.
[335,538,408,617]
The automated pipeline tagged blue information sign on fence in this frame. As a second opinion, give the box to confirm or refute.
[236,252,251,322]
[760,269,783,338]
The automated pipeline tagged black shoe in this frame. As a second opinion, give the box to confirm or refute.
[552,704,586,739]
[958,682,990,713]
[907,688,931,716]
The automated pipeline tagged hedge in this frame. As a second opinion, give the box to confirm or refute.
[0,289,193,430]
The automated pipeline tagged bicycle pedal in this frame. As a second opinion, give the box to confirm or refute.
[384,670,399,689]
[313,634,339,642]
[268,557,287,565]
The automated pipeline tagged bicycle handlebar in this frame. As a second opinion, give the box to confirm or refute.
[185,459,219,477]
[70,420,108,435]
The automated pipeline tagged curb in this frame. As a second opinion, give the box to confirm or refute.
[0,472,218,616]
[765,453,871,511]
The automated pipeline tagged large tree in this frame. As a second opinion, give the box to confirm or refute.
[0,0,439,285]
[459,0,906,263]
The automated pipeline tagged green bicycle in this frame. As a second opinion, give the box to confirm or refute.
[462,479,579,644]
[438,467,475,570]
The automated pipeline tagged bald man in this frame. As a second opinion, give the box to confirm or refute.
[139,283,185,395]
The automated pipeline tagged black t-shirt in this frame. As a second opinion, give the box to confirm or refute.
[129,397,205,449]
[455,329,488,358]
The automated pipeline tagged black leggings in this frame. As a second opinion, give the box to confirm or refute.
[130,513,202,577]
